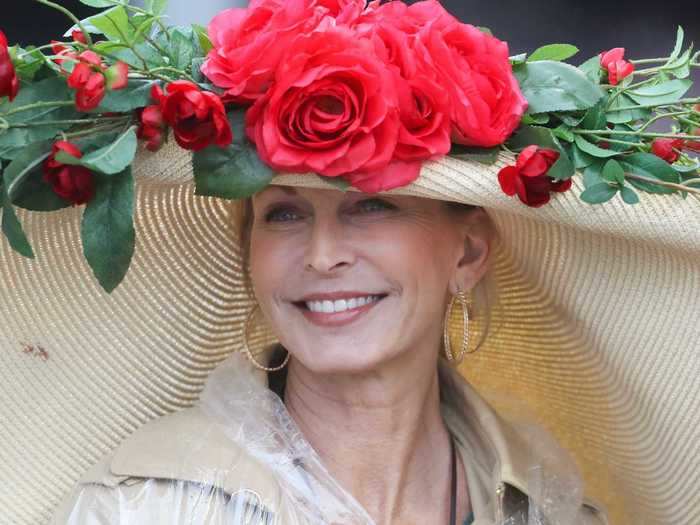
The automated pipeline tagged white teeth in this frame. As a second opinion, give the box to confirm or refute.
[305,295,382,313]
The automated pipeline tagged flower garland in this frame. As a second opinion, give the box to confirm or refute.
[0,0,698,292]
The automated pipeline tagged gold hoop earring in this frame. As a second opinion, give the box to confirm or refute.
[242,303,290,372]
[443,288,471,364]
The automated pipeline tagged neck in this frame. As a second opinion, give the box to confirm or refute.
[283,350,454,525]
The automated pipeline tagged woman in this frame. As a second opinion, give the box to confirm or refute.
[48,183,607,525]
[2,1,698,524]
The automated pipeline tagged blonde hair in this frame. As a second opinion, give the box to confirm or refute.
[230,196,501,355]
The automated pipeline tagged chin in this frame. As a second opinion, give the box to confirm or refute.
[290,341,392,376]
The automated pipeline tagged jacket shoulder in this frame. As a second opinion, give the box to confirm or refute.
[51,406,282,523]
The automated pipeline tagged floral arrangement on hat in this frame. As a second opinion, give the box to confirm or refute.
[1,0,698,292]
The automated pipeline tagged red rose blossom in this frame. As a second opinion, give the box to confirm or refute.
[154,81,232,151]
[137,103,166,152]
[651,138,683,163]
[42,141,95,205]
[245,27,401,185]
[202,0,365,102]
[71,29,88,45]
[599,48,634,85]
[0,30,19,101]
[105,61,129,90]
[413,3,528,147]
[497,145,572,207]
[67,51,107,111]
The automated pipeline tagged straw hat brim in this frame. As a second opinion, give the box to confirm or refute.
[1,140,698,525]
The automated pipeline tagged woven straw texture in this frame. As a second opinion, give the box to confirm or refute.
[1,140,698,525]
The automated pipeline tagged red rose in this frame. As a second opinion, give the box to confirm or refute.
[67,51,106,111]
[651,138,683,163]
[202,0,364,102]
[414,5,528,147]
[599,48,634,85]
[43,141,95,205]
[245,27,400,183]
[497,145,571,207]
[154,81,232,151]
[684,128,700,153]
[360,10,451,168]
[137,104,166,152]
[0,30,19,101]
[71,29,88,45]
[50,40,77,67]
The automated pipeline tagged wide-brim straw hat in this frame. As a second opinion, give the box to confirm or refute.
[1,138,698,525]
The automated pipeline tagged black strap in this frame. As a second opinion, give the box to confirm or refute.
[449,433,457,525]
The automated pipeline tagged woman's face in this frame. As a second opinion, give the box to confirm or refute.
[249,186,488,374]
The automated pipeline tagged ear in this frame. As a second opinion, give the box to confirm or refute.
[448,208,494,295]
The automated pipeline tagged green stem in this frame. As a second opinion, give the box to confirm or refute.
[3,100,75,117]
[8,117,128,128]
[624,172,700,194]
[16,43,59,60]
[33,0,94,48]
[611,97,700,112]
[574,129,699,140]
[605,77,657,110]
[589,135,646,148]
[637,110,691,132]
[630,57,669,65]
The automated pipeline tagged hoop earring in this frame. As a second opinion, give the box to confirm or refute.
[242,303,290,372]
[443,287,471,364]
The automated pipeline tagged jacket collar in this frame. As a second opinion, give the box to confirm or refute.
[105,348,587,520]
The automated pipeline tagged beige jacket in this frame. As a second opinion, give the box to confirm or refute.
[50,353,608,524]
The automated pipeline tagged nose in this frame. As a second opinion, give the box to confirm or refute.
[303,214,354,274]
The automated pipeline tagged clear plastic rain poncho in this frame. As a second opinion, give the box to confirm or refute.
[50,352,603,525]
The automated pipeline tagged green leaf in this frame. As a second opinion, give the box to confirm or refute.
[601,159,625,185]
[580,182,618,204]
[81,168,135,293]
[193,24,213,55]
[144,0,168,15]
[667,26,684,63]
[193,143,275,200]
[168,27,197,69]
[583,160,605,188]
[580,98,607,130]
[574,135,620,158]
[577,55,602,84]
[1,184,35,258]
[79,0,118,7]
[13,46,48,81]
[513,61,605,114]
[626,79,692,106]
[619,153,681,194]
[3,140,53,201]
[606,93,651,124]
[620,185,640,205]
[521,113,550,125]
[89,6,133,42]
[527,44,579,63]
[570,144,596,169]
[78,127,137,175]
[551,125,574,143]
[93,80,157,112]
[0,77,77,157]
[449,145,500,164]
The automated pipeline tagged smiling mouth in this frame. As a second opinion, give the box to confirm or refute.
[292,294,389,313]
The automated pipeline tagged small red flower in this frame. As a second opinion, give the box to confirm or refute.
[42,141,95,205]
[0,30,19,101]
[497,145,572,207]
[67,51,107,111]
[137,103,166,152]
[599,48,634,85]
[71,29,88,45]
[684,128,700,153]
[50,40,77,67]
[651,138,684,163]
[155,81,232,151]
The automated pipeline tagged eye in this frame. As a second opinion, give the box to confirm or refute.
[355,198,395,213]
[264,205,301,223]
